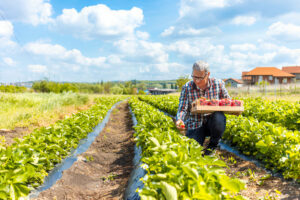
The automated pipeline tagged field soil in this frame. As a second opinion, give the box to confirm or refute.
[34,101,135,200]
[214,145,300,200]
[0,127,28,145]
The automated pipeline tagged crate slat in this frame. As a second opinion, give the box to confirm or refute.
[191,100,244,115]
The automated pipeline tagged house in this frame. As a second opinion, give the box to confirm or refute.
[282,66,300,82]
[242,72,251,85]
[243,67,295,85]
[148,88,177,95]
[223,78,243,88]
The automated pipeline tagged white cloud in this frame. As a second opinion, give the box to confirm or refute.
[0,0,53,25]
[25,42,66,57]
[267,22,300,41]
[273,12,300,26]
[230,43,257,51]
[152,62,184,73]
[258,42,278,51]
[229,52,276,65]
[114,39,168,63]
[179,0,226,18]
[28,64,48,73]
[178,28,205,36]
[0,21,17,53]
[161,26,221,38]
[136,31,150,40]
[161,26,175,37]
[3,57,15,66]
[24,42,107,67]
[167,39,224,58]
[53,4,144,40]
[231,15,256,26]
[0,21,13,38]
[107,55,122,64]
[139,65,150,73]
[179,0,242,18]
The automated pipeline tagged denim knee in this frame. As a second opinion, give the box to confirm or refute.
[210,111,226,132]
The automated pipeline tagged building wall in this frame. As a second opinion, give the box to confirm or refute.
[292,73,300,80]
[225,79,238,87]
[250,75,294,85]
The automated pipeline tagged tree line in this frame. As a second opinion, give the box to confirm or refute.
[0,76,191,94]
[0,85,28,93]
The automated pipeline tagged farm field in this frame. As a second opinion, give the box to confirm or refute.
[0,93,96,145]
[0,94,299,199]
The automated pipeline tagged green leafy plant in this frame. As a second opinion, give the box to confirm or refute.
[130,98,245,199]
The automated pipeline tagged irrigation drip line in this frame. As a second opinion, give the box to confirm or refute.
[124,106,145,200]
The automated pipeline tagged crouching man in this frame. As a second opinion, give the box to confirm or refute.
[176,61,230,155]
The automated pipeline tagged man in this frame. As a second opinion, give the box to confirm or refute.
[176,61,230,155]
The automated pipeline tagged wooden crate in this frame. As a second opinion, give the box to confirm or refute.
[191,100,244,115]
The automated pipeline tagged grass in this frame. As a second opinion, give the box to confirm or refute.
[0,92,91,131]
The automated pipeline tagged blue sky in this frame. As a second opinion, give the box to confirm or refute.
[1,0,300,83]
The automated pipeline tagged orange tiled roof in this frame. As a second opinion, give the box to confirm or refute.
[231,78,243,84]
[224,78,243,84]
[282,66,300,74]
[245,67,295,77]
[242,71,251,80]
[242,71,248,76]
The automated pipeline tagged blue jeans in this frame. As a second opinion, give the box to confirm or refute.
[186,112,226,148]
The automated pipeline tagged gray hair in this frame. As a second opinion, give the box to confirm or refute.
[192,61,209,74]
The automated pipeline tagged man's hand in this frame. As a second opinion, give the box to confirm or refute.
[176,119,185,130]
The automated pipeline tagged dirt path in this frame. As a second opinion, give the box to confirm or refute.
[34,101,135,200]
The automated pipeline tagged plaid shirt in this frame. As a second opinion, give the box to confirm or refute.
[176,78,230,130]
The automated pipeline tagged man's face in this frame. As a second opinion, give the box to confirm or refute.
[192,70,210,88]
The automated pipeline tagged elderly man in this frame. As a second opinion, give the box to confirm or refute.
[176,61,230,155]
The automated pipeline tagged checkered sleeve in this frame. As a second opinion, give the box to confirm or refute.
[219,80,231,99]
[176,84,188,121]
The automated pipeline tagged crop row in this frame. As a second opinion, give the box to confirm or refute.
[224,115,300,180]
[138,95,300,181]
[129,97,245,200]
[0,96,125,200]
[241,97,300,131]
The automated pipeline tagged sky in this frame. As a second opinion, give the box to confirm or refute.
[1,0,300,83]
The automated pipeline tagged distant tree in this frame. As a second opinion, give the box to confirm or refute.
[132,79,137,86]
[111,85,123,94]
[138,90,146,95]
[104,82,112,94]
[39,81,50,93]
[137,82,147,91]
[176,75,190,91]
[152,83,162,89]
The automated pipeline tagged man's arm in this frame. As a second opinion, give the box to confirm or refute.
[219,80,231,99]
[176,85,188,126]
